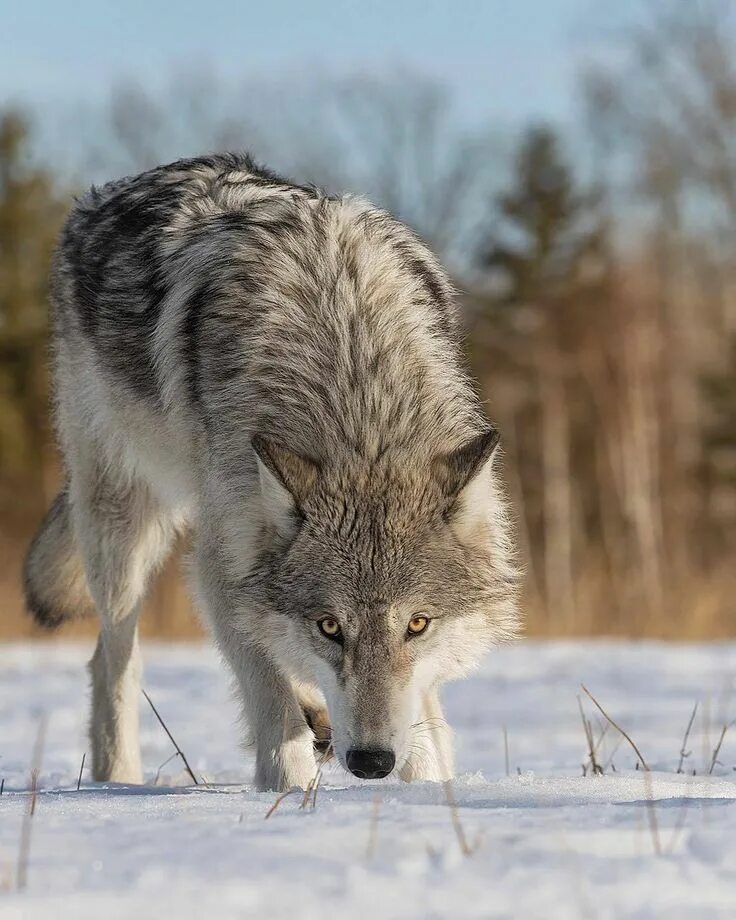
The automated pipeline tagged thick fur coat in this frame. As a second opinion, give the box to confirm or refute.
[24,154,519,789]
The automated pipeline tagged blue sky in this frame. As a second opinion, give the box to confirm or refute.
[4,0,638,127]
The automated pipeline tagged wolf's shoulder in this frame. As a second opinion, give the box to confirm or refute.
[53,153,321,325]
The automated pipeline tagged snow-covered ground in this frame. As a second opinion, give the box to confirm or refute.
[1,640,736,919]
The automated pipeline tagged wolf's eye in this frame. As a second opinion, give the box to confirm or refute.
[317,617,342,642]
[406,615,430,638]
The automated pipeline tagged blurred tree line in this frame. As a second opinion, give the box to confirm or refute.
[0,114,66,511]
[1,1,734,637]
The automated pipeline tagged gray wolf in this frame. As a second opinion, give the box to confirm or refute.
[23,154,519,790]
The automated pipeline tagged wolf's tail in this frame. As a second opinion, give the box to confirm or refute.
[23,489,96,629]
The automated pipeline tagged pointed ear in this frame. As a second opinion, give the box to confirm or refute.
[251,435,319,533]
[434,428,501,541]
[434,427,500,502]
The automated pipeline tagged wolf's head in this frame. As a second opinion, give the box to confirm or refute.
[248,430,519,779]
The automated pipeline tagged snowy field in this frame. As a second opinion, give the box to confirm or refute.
[1,640,735,919]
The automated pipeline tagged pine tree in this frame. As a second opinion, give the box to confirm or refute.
[473,124,612,624]
[482,124,608,319]
[0,111,67,503]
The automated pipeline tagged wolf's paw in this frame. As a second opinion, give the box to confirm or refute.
[302,703,332,757]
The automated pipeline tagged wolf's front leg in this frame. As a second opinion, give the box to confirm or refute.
[399,689,455,783]
[205,600,316,790]
[229,640,318,790]
[196,532,318,790]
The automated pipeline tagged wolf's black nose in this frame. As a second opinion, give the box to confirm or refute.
[346,748,395,779]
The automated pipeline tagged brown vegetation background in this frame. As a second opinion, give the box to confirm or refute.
[1,3,734,640]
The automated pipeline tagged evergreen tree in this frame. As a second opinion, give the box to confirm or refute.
[0,111,67,500]
[481,124,608,320]
[472,125,613,623]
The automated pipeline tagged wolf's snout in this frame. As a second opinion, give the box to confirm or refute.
[346,748,395,779]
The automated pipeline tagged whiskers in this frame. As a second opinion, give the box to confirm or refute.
[400,715,449,777]
[401,734,438,780]
[411,716,449,732]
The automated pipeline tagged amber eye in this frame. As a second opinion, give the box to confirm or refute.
[318,617,342,641]
[406,615,430,638]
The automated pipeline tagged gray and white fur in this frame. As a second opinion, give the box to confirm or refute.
[24,154,520,790]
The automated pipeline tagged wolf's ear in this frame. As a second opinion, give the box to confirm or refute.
[434,427,500,536]
[252,435,319,533]
[435,427,500,499]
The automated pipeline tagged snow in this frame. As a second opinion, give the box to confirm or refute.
[1,640,736,919]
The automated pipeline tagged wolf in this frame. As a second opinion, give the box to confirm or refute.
[23,153,519,790]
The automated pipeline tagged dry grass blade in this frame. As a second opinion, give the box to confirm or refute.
[442,779,477,857]
[300,776,316,809]
[142,688,199,785]
[301,743,332,810]
[366,795,382,859]
[580,684,649,771]
[577,696,603,775]
[76,753,86,791]
[593,720,610,759]
[708,720,734,775]
[418,692,477,856]
[264,787,297,820]
[666,773,696,855]
[602,735,623,772]
[417,692,477,857]
[310,769,324,810]
[503,725,510,777]
[676,702,698,774]
[642,769,662,856]
[17,714,47,891]
[153,752,179,786]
